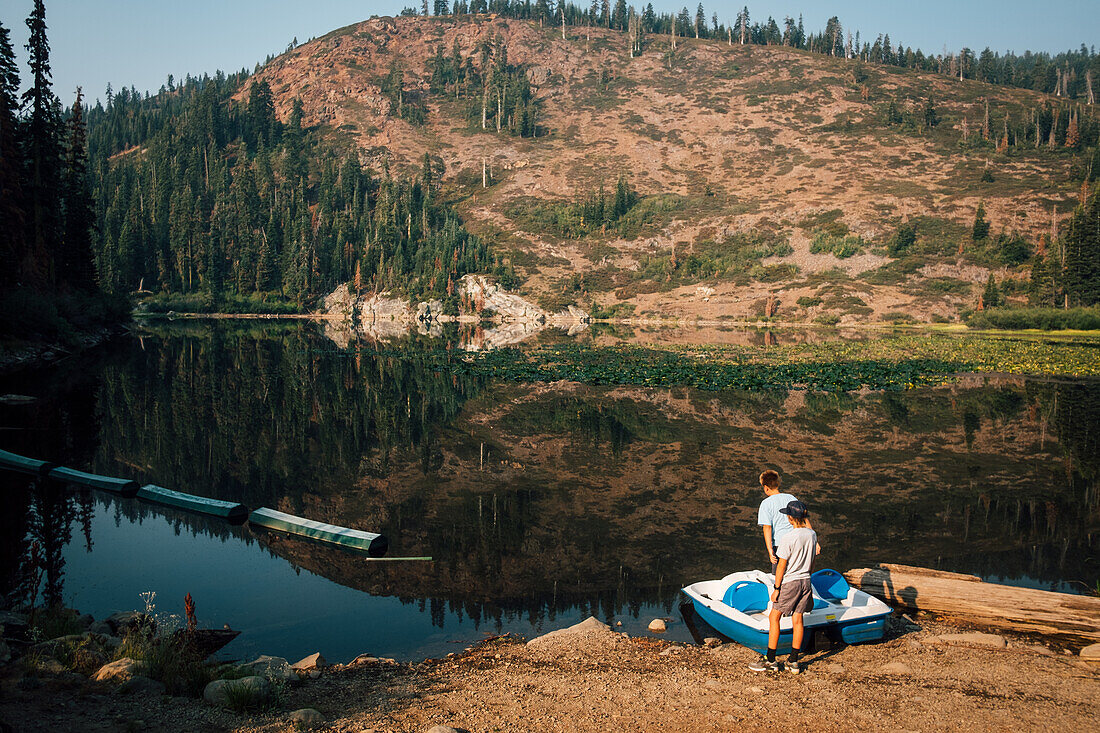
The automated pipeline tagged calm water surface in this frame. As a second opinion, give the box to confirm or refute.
[1,321,1097,662]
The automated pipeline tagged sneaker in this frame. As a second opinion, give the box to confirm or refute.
[788,660,802,675]
[748,656,780,672]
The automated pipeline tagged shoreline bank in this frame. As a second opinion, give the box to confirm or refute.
[1,609,1097,732]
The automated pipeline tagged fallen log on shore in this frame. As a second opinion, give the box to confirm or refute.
[844,563,1100,647]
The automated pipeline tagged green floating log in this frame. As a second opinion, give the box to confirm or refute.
[137,484,249,523]
[0,448,57,477]
[248,507,389,556]
[48,466,139,497]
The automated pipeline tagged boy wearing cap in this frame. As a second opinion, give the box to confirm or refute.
[756,469,804,574]
[750,499,818,674]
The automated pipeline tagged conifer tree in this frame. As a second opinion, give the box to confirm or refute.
[62,88,96,290]
[972,202,991,241]
[0,21,25,287]
[21,0,64,288]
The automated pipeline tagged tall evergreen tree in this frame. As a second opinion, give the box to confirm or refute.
[61,88,96,290]
[0,21,25,287]
[21,0,64,288]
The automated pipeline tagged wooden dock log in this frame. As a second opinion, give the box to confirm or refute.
[0,448,57,477]
[137,485,249,523]
[844,564,1100,647]
[248,507,389,556]
[47,466,139,496]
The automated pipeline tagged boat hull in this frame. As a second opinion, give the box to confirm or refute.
[683,570,891,654]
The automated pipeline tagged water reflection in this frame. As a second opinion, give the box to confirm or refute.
[1,322,1097,660]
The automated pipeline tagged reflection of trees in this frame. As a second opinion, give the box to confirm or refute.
[94,322,485,511]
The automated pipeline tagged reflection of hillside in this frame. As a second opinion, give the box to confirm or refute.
[254,379,1099,609]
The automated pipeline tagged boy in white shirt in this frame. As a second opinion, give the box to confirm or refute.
[750,500,818,674]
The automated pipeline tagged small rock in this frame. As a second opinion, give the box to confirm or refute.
[703,637,722,648]
[240,654,296,682]
[116,675,166,696]
[615,621,622,627]
[879,662,912,675]
[928,633,1006,649]
[89,621,114,636]
[105,611,148,634]
[704,678,721,688]
[745,686,765,694]
[658,646,677,656]
[36,657,68,675]
[1023,644,1055,657]
[819,662,845,674]
[905,638,923,650]
[93,658,147,683]
[351,654,381,665]
[291,652,327,671]
[288,708,326,728]
[76,613,95,630]
[1080,643,1100,662]
[309,669,322,679]
[648,619,667,632]
[426,727,461,733]
[203,676,273,708]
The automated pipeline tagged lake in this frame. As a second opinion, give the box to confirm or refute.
[1,320,1097,663]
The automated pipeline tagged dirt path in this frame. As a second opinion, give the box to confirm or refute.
[3,614,1097,732]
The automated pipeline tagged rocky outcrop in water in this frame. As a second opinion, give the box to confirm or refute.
[318,277,589,348]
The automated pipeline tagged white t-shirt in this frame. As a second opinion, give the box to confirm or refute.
[776,527,817,581]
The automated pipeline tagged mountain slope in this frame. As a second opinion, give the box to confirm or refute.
[248,15,1093,323]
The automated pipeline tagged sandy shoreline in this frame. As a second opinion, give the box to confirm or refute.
[2,611,1097,733]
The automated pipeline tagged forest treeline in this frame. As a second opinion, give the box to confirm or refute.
[85,74,512,304]
[0,3,126,343]
[406,1,1099,102]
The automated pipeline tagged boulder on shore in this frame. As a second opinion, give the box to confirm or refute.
[527,616,611,647]
[203,675,273,708]
[291,652,327,671]
[93,658,148,683]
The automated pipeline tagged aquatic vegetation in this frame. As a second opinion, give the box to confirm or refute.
[359,333,1100,393]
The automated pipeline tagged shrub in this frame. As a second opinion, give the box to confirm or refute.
[882,311,916,324]
[796,296,823,308]
[814,313,841,325]
[810,230,864,259]
[965,307,1100,331]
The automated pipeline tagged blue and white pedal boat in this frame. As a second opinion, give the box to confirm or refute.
[682,568,891,653]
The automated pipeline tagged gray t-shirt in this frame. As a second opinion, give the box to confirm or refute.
[776,527,817,581]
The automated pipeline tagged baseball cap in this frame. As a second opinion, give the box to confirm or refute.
[779,500,808,519]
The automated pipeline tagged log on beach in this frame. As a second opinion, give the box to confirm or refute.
[844,563,1100,647]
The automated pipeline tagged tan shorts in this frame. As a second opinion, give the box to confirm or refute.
[776,578,813,616]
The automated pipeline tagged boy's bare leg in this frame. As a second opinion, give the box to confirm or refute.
[788,613,804,670]
[766,608,781,662]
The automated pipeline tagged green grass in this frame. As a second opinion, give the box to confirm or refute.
[137,292,310,315]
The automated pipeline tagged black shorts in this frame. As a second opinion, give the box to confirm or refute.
[775,578,813,616]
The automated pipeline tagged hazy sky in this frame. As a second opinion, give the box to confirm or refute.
[4,1,1098,107]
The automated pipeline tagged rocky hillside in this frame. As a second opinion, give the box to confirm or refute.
[248,15,1091,323]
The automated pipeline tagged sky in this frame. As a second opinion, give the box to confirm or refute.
[4,1,1098,108]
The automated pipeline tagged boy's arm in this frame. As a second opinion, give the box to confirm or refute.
[770,558,788,603]
[761,524,777,565]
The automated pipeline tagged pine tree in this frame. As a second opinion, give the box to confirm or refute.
[982,274,1001,308]
[972,202,991,241]
[21,0,64,288]
[0,21,25,287]
[62,88,97,290]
